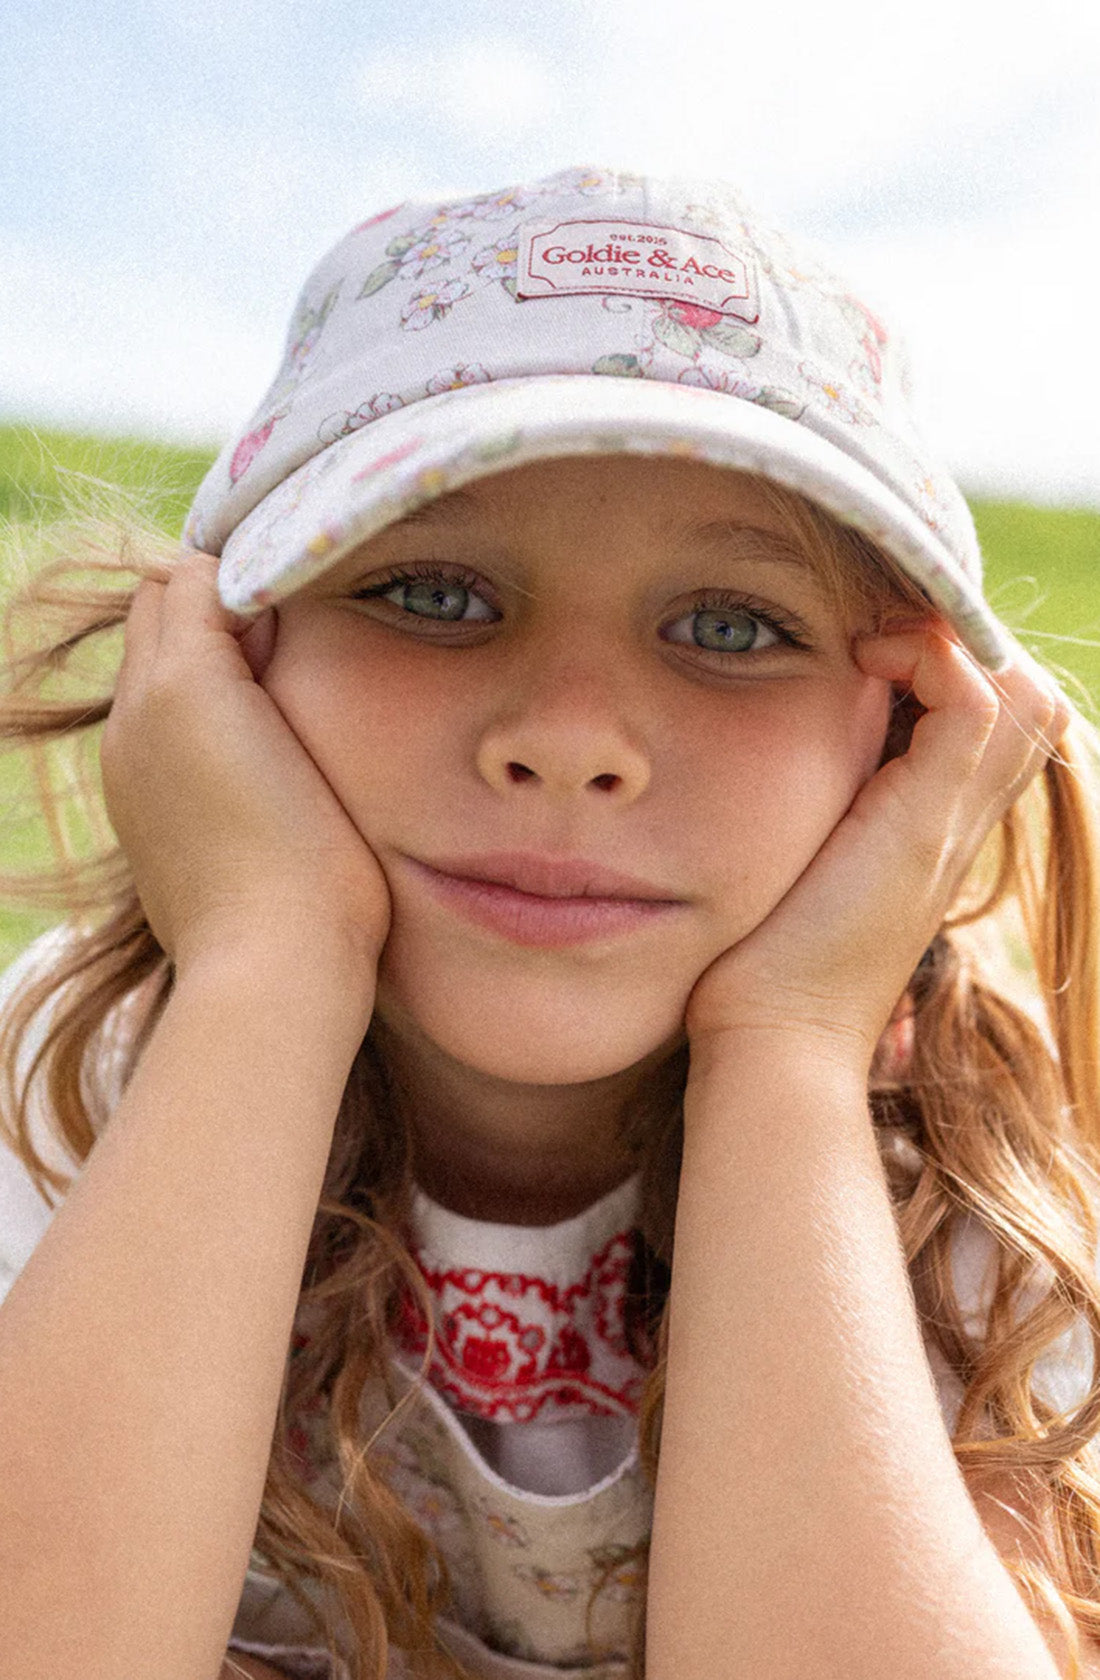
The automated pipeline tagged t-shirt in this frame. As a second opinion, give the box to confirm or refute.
[1,926,1097,1679]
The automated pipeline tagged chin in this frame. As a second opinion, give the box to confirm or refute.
[375,945,689,1086]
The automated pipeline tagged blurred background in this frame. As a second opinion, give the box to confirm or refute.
[1,0,1099,965]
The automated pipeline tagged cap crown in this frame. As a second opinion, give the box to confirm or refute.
[186,163,980,588]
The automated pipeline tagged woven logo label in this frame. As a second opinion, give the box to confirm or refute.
[516,218,759,322]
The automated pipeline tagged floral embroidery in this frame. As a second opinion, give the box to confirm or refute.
[391,1220,647,1422]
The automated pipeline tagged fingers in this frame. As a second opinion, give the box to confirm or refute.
[116,574,165,697]
[116,552,243,694]
[155,552,250,664]
[855,621,1069,824]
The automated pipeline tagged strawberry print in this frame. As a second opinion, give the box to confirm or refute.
[652,299,761,362]
[229,416,280,485]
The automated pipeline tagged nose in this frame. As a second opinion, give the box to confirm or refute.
[474,653,651,804]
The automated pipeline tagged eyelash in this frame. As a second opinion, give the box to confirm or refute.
[348,562,813,654]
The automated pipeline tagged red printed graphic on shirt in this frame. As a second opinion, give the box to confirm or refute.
[390,1226,648,1423]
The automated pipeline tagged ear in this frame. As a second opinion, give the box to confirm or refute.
[237,606,278,682]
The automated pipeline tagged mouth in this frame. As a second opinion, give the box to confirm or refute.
[403,855,688,948]
[416,850,683,902]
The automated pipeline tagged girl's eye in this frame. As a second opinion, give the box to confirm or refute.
[350,564,497,624]
[349,567,811,655]
[664,602,789,656]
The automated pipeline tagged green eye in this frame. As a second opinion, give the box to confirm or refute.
[683,608,780,654]
[350,565,497,623]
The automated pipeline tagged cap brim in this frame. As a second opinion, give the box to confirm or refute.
[212,374,1014,671]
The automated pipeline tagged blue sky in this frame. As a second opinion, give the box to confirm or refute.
[4,0,1099,505]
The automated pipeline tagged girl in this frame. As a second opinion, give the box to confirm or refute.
[0,164,1096,1680]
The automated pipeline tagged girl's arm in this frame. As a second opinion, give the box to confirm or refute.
[0,931,372,1680]
[646,1040,1063,1680]
[0,552,387,1676]
[646,627,1073,1678]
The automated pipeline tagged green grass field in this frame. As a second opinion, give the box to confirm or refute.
[1,421,1099,973]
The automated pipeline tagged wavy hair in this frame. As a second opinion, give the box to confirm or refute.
[3,467,1100,1679]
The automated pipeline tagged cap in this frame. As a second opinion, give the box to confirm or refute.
[184,163,1014,672]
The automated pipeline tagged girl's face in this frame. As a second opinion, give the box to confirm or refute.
[256,455,895,1084]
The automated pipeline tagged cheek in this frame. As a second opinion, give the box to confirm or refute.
[262,617,395,775]
[691,676,891,891]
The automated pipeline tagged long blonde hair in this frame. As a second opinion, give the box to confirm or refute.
[3,468,1100,1678]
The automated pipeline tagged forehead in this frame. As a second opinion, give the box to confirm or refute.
[312,454,844,589]
[387,454,795,533]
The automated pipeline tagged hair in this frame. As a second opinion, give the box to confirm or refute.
[3,462,1100,1679]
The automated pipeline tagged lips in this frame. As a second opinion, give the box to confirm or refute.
[418,850,682,902]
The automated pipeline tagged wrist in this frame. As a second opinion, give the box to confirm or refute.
[172,923,378,1042]
[685,1025,872,1122]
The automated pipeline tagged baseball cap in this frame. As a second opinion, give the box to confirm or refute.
[184,163,1015,672]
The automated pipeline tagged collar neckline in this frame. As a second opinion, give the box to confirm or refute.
[393,1167,649,1423]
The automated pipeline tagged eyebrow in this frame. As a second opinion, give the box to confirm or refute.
[392,489,813,569]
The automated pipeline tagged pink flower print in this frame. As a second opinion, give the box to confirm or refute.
[425,362,491,396]
[401,277,470,330]
[471,235,519,283]
[229,415,280,484]
[678,365,762,399]
[799,362,876,426]
[463,184,544,222]
[318,391,404,445]
[399,226,471,280]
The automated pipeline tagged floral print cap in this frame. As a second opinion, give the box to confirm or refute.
[184,163,1015,672]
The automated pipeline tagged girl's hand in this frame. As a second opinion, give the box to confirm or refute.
[682,620,1071,1073]
[101,551,392,983]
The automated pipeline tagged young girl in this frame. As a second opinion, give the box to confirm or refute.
[0,164,1096,1680]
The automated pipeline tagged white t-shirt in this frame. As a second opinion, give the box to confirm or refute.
[1,925,1096,1679]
